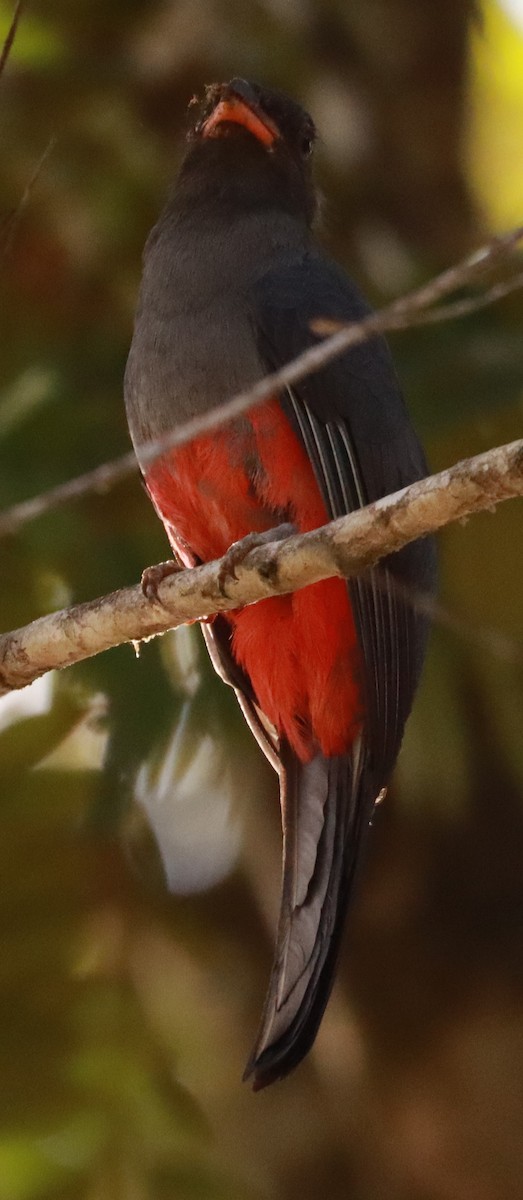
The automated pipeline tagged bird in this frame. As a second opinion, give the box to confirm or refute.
[124,78,436,1089]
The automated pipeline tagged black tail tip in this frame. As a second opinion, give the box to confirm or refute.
[242,1055,271,1092]
[242,1044,294,1091]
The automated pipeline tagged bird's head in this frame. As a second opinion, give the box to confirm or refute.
[176,78,317,225]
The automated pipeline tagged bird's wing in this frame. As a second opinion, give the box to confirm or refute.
[198,253,436,1087]
[253,251,436,784]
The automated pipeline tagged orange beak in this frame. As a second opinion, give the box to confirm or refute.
[202,96,278,148]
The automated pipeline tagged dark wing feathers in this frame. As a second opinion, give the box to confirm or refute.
[254,251,436,782]
[242,254,435,1085]
[206,252,435,1086]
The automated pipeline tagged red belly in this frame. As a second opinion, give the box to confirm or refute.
[145,399,363,760]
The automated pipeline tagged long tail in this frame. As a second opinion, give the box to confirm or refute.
[244,737,378,1088]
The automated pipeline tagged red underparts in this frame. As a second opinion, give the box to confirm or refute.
[146,399,364,761]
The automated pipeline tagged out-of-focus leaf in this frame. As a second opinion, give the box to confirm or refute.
[0,684,88,772]
[470,0,523,229]
[0,368,58,438]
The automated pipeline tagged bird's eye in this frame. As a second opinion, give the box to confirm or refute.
[300,136,313,157]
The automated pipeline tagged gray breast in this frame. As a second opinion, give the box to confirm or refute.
[124,208,304,466]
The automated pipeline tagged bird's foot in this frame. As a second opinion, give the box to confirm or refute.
[141,559,183,603]
[218,523,295,595]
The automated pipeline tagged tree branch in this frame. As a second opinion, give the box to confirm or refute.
[0,439,521,697]
[1,225,522,539]
[0,0,25,81]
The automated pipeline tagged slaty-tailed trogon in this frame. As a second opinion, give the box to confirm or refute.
[124,79,436,1089]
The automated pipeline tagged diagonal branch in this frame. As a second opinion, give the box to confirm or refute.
[0,439,521,697]
[0,225,522,539]
[1,136,57,259]
[0,0,25,81]
[311,266,523,336]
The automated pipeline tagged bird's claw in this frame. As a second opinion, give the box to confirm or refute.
[141,559,183,602]
[218,524,295,596]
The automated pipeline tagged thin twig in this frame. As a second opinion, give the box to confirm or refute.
[1,137,57,258]
[382,224,523,310]
[0,438,521,696]
[1,226,522,540]
[0,0,25,80]
[312,267,523,335]
[0,3,56,257]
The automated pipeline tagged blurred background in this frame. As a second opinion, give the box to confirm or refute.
[1,1,523,1197]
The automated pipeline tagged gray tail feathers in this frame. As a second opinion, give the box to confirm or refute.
[244,737,377,1089]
